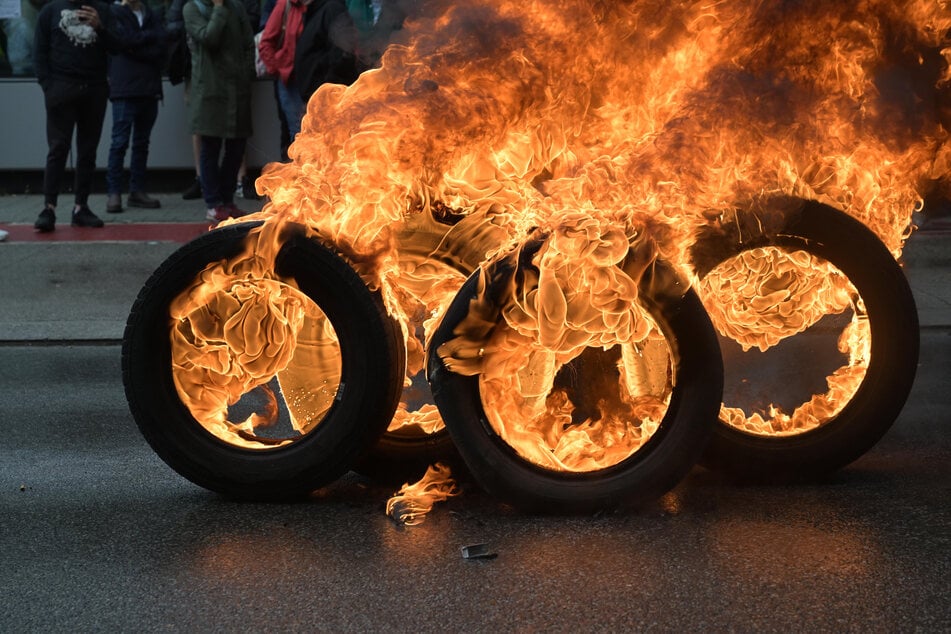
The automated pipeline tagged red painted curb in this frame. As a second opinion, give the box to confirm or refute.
[0,222,212,243]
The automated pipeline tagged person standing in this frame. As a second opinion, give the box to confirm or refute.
[33,0,119,232]
[183,0,255,222]
[104,0,165,214]
[170,0,259,201]
[257,0,312,151]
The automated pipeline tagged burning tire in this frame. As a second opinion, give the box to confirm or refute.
[122,222,405,500]
[692,198,919,480]
[354,212,508,482]
[426,240,723,514]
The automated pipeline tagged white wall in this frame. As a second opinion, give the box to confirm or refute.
[0,78,283,170]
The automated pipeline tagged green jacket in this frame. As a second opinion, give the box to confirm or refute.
[183,0,254,138]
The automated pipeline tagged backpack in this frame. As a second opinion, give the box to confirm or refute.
[167,32,190,85]
[167,0,210,85]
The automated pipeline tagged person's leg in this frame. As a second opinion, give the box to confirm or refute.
[182,133,204,199]
[106,98,133,211]
[277,80,305,145]
[36,79,77,231]
[72,82,108,209]
[127,97,161,208]
[199,134,224,209]
[237,149,259,200]
[42,80,78,210]
[220,137,247,205]
[181,80,202,199]
[128,97,158,194]
[192,133,201,176]
[273,79,290,162]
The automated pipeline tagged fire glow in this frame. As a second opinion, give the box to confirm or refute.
[170,1,948,507]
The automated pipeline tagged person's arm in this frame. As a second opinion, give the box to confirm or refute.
[32,4,52,87]
[128,8,168,63]
[113,5,166,62]
[257,0,285,74]
[82,1,122,53]
[184,0,230,51]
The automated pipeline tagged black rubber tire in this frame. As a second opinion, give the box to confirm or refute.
[355,430,464,485]
[426,258,724,514]
[692,199,920,481]
[353,213,507,484]
[122,222,405,500]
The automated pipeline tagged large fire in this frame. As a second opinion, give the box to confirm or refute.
[169,0,948,503]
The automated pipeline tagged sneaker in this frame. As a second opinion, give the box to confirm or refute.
[224,202,250,218]
[106,193,123,214]
[128,191,161,209]
[182,178,203,200]
[0,228,8,242]
[206,203,251,224]
[241,175,261,200]
[71,206,104,228]
[206,205,231,223]
[34,208,56,232]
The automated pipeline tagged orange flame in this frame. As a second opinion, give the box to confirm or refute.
[385,462,460,525]
[173,1,948,465]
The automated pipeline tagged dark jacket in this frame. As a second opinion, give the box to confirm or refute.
[293,0,406,100]
[293,0,364,101]
[184,0,255,137]
[33,0,120,87]
[108,1,166,100]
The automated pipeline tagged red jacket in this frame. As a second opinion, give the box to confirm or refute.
[258,0,308,84]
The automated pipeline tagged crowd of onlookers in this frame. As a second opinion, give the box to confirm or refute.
[0,0,406,233]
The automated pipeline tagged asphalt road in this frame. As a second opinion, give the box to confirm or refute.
[1,195,949,631]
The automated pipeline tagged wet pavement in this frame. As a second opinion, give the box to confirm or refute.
[1,194,949,630]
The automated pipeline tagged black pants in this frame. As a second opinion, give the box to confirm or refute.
[42,79,109,208]
[199,136,247,208]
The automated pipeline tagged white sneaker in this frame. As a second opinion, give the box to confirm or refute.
[0,228,8,242]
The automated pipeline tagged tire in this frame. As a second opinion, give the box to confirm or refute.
[353,212,508,483]
[122,221,405,500]
[426,254,724,514]
[692,198,919,481]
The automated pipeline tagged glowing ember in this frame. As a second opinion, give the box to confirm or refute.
[385,462,460,525]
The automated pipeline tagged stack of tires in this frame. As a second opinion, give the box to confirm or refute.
[122,199,919,511]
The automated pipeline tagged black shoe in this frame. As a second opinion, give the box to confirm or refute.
[34,208,56,233]
[182,178,203,200]
[106,193,123,214]
[241,175,261,200]
[128,191,161,209]
[71,206,104,228]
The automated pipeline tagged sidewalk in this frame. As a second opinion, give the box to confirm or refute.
[0,191,267,242]
[0,192,267,341]
[0,193,948,341]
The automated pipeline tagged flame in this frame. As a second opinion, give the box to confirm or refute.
[170,226,341,449]
[385,462,460,525]
[169,1,947,466]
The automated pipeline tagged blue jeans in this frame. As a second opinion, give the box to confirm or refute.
[199,136,247,208]
[106,98,159,195]
[277,80,305,143]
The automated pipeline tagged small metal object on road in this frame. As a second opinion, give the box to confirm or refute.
[461,543,497,560]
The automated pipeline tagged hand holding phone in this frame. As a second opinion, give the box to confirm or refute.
[77,5,101,29]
